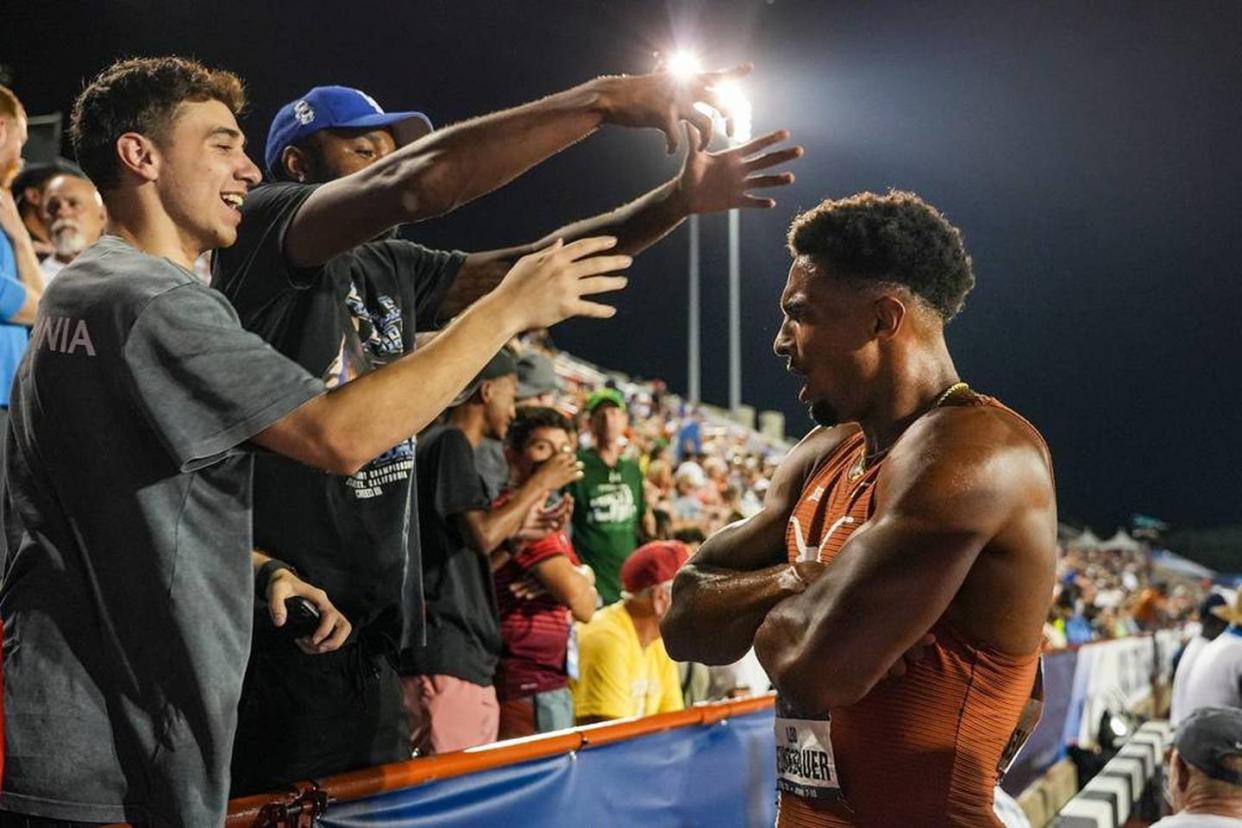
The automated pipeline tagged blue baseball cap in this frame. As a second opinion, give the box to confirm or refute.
[264,86,433,179]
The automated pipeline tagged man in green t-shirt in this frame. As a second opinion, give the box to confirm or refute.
[568,388,654,603]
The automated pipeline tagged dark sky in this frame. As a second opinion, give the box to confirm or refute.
[5,0,1241,533]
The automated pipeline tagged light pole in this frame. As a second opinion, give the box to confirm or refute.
[719,82,752,414]
[667,51,706,404]
[687,213,701,403]
[666,52,751,411]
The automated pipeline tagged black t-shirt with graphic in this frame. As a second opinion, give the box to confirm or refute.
[398,424,501,686]
[212,182,464,650]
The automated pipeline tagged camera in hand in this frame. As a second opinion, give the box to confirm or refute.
[282,596,321,639]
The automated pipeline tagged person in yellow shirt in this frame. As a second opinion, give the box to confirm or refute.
[572,542,690,723]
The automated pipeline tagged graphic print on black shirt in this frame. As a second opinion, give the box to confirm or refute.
[212,182,465,648]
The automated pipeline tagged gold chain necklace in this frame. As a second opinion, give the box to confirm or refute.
[847,381,970,482]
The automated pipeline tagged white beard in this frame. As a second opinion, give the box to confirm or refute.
[50,220,87,260]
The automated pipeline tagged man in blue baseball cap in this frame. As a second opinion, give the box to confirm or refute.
[263,85,433,182]
[213,65,801,790]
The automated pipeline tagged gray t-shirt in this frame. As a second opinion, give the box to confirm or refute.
[0,235,323,825]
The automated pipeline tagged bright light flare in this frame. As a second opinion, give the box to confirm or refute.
[665,50,704,79]
[714,80,753,144]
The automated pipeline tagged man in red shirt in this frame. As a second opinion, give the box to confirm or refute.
[494,406,598,737]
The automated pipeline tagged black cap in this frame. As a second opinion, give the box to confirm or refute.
[449,349,518,407]
[1175,707,1242,786]
[1201,592,1228,620]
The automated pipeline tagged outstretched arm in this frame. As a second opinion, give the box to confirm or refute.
[285,66,750,269]
[440,128,802,316]
[253,238,629,473]
[660,426,852,665]
[754,409,1054,712]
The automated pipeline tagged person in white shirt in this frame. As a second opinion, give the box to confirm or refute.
[1181,594,1242,718]
[1173,593,1232,725]
[1151,707,1242,827]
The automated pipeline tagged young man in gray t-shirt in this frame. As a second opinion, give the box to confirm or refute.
[0,56,629,826]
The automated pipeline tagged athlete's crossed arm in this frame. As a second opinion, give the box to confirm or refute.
[753,410,1053,713]
[661,426,850,666]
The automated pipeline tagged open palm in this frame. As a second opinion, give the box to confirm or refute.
[677,126,803,214]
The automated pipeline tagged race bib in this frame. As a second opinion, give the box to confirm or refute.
[775,698,843,801]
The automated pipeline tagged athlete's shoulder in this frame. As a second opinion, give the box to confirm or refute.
[784,424,859,476]
[765,424,859,507]
[884,396,1054,513]
[916,394,1051,473]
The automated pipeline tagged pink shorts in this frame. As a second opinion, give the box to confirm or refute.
[400,673,499,756]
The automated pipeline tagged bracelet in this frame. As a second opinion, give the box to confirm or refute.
[255,559,295,602]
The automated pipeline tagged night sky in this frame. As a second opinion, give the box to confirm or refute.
[5,0,1240,533]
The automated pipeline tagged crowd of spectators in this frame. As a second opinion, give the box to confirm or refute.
[1045,538,1212,649]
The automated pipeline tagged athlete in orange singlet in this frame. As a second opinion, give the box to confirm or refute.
[662,191,1057,827]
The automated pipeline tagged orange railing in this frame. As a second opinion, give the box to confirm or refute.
[225,693,776,827]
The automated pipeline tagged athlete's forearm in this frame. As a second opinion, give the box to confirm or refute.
[661,562,806,666]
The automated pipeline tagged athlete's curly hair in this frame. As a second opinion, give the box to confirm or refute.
[787,190,975,321]
[71,56,246,191]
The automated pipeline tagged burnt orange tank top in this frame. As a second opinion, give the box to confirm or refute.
[778,392,1045,828]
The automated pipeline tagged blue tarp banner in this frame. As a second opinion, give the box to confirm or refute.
[320,708,778,828]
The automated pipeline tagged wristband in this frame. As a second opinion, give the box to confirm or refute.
[255,559,295,602]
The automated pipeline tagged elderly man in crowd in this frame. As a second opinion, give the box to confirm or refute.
[38,171,106,281]
[1152,707,1242,827]
[571,540,689,724]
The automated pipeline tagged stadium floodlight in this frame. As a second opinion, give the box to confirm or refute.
[714,80,753,145]
[665,50,705,80]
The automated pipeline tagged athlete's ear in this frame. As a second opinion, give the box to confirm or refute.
[116,132,160,184]
[872,294,907,340]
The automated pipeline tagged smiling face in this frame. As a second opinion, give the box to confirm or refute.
[153,99,261,255]
[773,256,883,427]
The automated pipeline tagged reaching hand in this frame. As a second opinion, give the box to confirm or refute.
[496,236,632,330]
[677,126,803,213]
[265,568,353,656]
[594,64,753,153]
